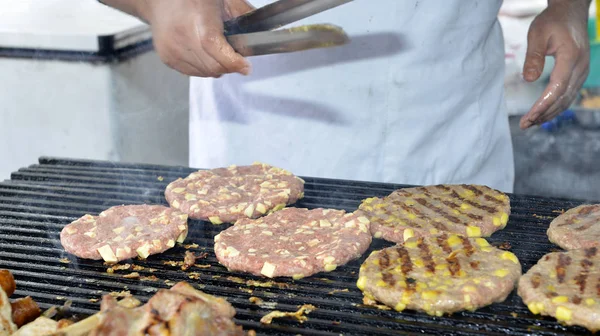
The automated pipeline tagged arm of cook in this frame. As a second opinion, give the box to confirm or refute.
[99,0,253,77]
[520,0,592,129]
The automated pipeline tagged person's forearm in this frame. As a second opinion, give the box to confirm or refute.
[99,0,152,23]
[548,0,592,9]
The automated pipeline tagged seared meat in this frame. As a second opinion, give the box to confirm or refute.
[547,204,600,250]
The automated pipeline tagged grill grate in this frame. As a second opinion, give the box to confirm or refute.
[0,156,592,335]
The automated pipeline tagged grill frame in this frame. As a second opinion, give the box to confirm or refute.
[0,156,592,335]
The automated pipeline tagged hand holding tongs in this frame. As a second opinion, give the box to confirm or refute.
[224,0,353,56]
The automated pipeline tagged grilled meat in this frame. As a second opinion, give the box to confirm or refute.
[214,208,372,278]
[358,184,510,243]
[358,234,521,316]
[518,247,600,331]
[90,282,246,336]
[547,204,600,250]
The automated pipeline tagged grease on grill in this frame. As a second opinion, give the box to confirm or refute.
[227,276,292,289]
[328,289,349,295]
[493,241,512,250]
[123,272,140,279]
[249,297,277,309]
[106,263,132,274]
[260,304,316,324]
[59,258,70,264]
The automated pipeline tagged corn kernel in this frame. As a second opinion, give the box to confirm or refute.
[407,213,417,220]
[405,240,418,249]
[460,203,470,210]
[405,199,415,206]
[500,213,509,225]
[551,296,569,304]
[209,216,223,225]
[413,259,424,268]
[447,235,462,247]
[466,226,481,237]
[501,251,519,264]
[422,290,438,300]
[429,228,439,235]
[585,298,595,306]
[357,276,367,290]
[492,217,501,226]
[376,280,387,287]
[463,285,477,293]
[494,269,509,277]
[555,306,572,321]
[527,302,544,315]
[403,228,414,241]
[464,294,471,303]
[394,302,406,311]
[475,238,490,247]
[324,264,337,272]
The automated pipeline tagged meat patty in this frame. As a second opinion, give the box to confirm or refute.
[547,204,600,250]
[165,163,304,224]
[518,247,600,332]
[357,234,521,316]
[214,208,372,278]
[60,205,188,263]
[358,184,510,243]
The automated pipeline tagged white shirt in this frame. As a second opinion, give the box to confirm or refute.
[189,0,514,192]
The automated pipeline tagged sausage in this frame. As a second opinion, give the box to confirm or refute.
[0,270,15,297]
[10,297,40,327]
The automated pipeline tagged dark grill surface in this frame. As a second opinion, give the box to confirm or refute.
[0,157,593,335]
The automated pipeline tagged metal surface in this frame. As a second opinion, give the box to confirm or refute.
[227,24,348,57]
[224,0,352,35]
[0,157,592,335]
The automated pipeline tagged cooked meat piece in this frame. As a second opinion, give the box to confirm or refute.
[165,163,304,224]
[518,247,600,331]
[547,204,600,250]
[358,184,510,243]
[260,304,316,324]
[0,283,16,335]
[0,271,15,297]
[215,208,372,278]
[182,251,196,271]
[358,234,521,316]
[89,282,246,336]
[60,205,188,263]
[11,317,57,336]
[11,297,41,327]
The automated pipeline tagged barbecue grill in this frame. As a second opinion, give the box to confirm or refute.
[0,156,592,335]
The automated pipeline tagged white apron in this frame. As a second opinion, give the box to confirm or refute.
[189,0,515,192]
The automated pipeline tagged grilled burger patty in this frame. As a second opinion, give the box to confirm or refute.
[214,208,372,278]
[165,163,304,224]
[518,247,600,331]
[60,205,188,263]
[547,204,600,250]
[358,184,510,243]
[357,234,521,316]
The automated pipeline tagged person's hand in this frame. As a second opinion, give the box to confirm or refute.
[138,0,255,78]
[520,0,591,129]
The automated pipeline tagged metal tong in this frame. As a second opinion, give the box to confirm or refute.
[224,0,352,56]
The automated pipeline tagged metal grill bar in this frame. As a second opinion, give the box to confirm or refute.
[0,156,590,335]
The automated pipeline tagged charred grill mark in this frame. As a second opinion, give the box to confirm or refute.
[574,274,588,294]
[545,292,558,298]
[437,234,453,254]
[460,236,475,257]
[531,273,542,289]
[585,247,598,258]
[469,261,480,270]
[425,191,484,221]
[406,277,416,292]
[396,246,413,276]
[462,185,483,196]
[556,254,571,284]
[417,239,436,274]
[399,204,424,229]
[382,272,395,286]
[597,279,600,297]
[448,190,498,214]
[579,206,594,215]
[379,252,391,270]
[415,198,461,224]
[575,220,596,232]
[446,254,461,277]
[572,296,583,305]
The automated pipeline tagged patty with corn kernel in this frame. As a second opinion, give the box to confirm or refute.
[358,184,510,243]
[60,205,188,263]
[214,208,372,278]
[165,163,304,224]
[518,247,600,331]
[357,234,521,316]
[547,204,600,250]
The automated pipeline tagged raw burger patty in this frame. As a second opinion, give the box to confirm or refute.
[357,234,521,316]
[214,208,372,278]
[547,204,600,250]
[165,163,304,224]
[60,205,188,263]
[518,247,600,331]
[358,184,510,243]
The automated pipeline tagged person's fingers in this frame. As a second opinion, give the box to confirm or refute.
[523,22,548,82]
[224,0,255,18]
[520,48,577,129]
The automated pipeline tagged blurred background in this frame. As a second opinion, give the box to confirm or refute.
[0,0,599,200]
